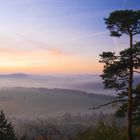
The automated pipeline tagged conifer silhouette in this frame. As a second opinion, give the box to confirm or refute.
[0,110,17,140]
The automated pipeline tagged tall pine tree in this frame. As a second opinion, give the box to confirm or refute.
[103,10,140,140]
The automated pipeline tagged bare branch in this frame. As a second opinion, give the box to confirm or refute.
[133,70,140,74]
[89,99,127,110]
[133,31,140,36]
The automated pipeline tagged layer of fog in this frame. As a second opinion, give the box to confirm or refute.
[0,87,116,118]
[0,74,115,95]
[0,73,139,119]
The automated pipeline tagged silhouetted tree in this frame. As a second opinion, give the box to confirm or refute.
[0,110,17,140]
[102,10,140,140]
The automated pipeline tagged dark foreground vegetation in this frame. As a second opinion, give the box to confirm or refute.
[0,110,140,140]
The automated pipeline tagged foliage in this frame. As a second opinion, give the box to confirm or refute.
[135,127,140,140]
[0,110,17,140]
[100,42,140,93]
[73,127,95,140]
[102,10,140,140]
[73,122,127,140]
[104,10,140,37]
[93,122,127,140]
[100,42,140,120]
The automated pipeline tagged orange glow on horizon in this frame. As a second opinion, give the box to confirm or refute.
[0,59,102,74]
[0,36,104,74]
[0,48,102,74]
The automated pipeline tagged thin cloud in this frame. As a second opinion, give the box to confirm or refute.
[63,10,109,20]
[61,31,108,43]
[17,34,73,56]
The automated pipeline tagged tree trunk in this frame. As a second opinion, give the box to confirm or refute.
[128,34,133,140]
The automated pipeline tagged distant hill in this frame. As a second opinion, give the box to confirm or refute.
[0,73,139,95]
[0,73,27,78]
[0,87,115,118]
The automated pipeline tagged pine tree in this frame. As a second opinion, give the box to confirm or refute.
[103,10,140,140]
[100,41,140,140]
[0,110,17,140]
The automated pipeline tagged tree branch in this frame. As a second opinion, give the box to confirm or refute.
[89,99,127,110]
[133,70,140,74]
[133,31,140,36]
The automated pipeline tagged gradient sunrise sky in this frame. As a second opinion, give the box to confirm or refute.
[0,0,140,74]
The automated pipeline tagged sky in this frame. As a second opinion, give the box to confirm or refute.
[0,0,140,74]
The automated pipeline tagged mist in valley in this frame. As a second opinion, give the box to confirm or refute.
[0,73,138,139]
